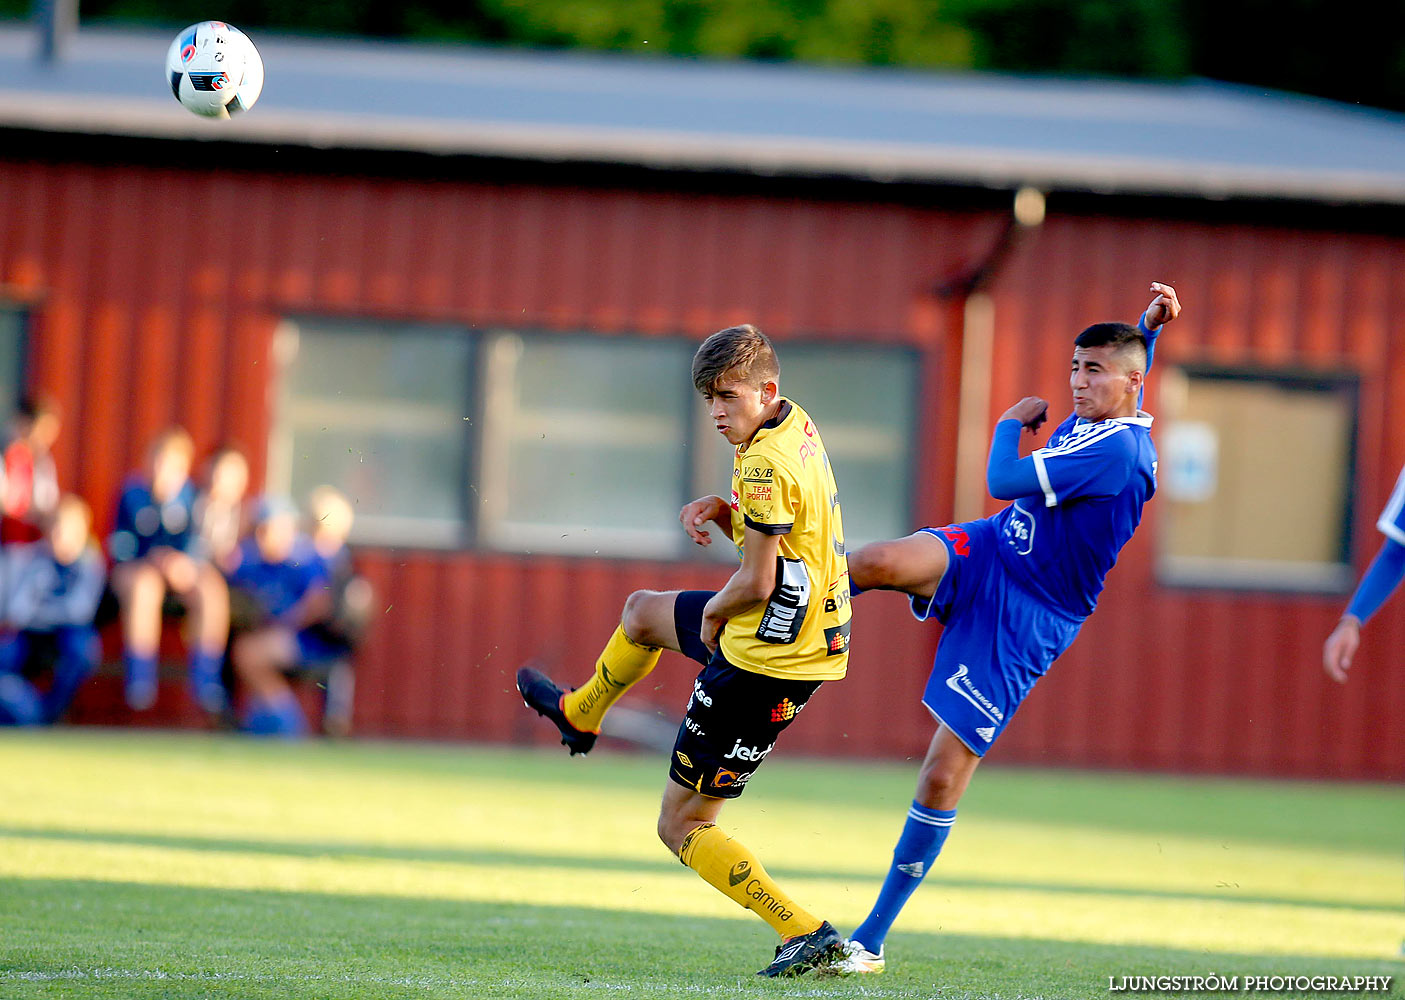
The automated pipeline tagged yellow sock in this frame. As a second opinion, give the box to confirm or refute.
[678,824,823,939]
[561,626,661,732]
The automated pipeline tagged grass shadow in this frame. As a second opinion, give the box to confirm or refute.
[0,823,1396,917]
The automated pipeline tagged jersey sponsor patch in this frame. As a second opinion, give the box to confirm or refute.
[823,620,850,655]
[712,767,749,790]
[1004,501,1035,556]
[728,860,752,886]
[770,697,801,723]
[945,664,1005,724]
[755,557,810,644]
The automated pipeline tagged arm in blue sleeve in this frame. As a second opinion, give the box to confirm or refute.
[1345,538,1405,625]
[1138,312,1161,375]
[1136,312,1161,410]
[986,418,1043,500]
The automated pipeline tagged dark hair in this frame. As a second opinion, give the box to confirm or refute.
[16,393,59,422]
[1074,322,1147,371]
[691,324,780,394]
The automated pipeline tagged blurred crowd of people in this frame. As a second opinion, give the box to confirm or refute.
[0,396,372,737]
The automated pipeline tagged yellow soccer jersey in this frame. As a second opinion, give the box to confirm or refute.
[722,399,851,681]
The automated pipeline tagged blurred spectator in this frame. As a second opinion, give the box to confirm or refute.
[0,494,105,725]
[1,394,62,545]
[108,428,230,714]
[194,445,250,571]
[226,496,329,737]
[301,485,372,736]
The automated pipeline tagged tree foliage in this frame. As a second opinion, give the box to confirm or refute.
[4,0,1402,112]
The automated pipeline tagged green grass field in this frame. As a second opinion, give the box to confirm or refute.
[0,728,1400,999]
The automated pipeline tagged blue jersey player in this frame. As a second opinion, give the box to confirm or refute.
[1323,464,1405,684]
[830,282,1181,975]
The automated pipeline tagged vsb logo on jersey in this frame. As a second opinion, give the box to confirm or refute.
[1005,502,1035,556]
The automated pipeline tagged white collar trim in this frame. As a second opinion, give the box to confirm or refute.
[1074,410,1154,429]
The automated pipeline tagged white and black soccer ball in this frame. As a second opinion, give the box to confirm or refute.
[164,21,264,118]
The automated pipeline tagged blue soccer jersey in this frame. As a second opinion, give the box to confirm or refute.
[1376,464,1405,546]
[227,536,327,622]
[107,477,200,563]
[992,412,1158,617]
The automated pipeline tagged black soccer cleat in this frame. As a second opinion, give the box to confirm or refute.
[516,665,598,756]
[756,920,843,978]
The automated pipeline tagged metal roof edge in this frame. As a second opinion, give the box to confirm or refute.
[4,93,1404,206]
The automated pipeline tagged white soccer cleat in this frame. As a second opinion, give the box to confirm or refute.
[824,939,885,975]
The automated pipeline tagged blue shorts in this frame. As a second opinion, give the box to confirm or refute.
[911,520,1085,756]
[294,628,349,668]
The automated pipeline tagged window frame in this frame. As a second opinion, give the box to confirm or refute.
[268,317,920,560]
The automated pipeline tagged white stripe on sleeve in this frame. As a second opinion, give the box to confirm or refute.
[1031,450,1056,507]
[1377,465,1405,545]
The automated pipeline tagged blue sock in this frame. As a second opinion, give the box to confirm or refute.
[244,691,307,737]
[188,648,226,713]
[851,802,957,953]
[124,652,159,710]
[0,673,42,725]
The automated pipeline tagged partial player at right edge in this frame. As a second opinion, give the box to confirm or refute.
[830,282,1181,975]
[1323,463,1405,684]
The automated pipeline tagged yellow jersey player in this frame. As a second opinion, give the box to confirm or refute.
[517,323,852,978]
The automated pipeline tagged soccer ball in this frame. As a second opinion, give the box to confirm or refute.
[164,21,264,118]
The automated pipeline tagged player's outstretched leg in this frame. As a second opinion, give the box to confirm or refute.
[559,625,661,734]
[835,726,976,975]
[516,664,598,756]
[516,592,673,756]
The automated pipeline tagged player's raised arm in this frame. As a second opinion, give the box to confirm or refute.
[1143,282,1180,330]
[1138,281,1179,378]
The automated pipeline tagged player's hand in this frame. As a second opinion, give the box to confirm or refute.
[1145,282,1181,329]
[701,612,725,654]
[1001,396,1048,435]
[680,496,726,546]
[1322,615,1360,684]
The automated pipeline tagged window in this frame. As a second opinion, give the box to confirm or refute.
[0,306,26,417]
[1157,366,1357,591]
[477,332,692,557]
[268,319,474,547]
[269,320,918,557]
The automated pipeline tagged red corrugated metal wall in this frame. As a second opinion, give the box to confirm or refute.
[1,155,1401,779]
